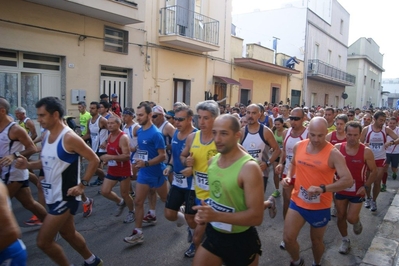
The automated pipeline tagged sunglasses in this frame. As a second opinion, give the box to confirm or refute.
[347,114,354,117]
[289,116,301,121]
[165,116,173,120]
[173,117,186,122]
[152,114,158,119]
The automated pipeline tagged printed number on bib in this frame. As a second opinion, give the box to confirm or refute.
[298,185,321,203]
[172,173,188,188]
[134,150,149,161]
[41,182,53,202]
[195,171,209,191]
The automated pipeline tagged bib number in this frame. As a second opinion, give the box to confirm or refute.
[206,198,234,232]
[195,171,209,191]
[134,150,149,161]
[172,173,188,188]
[298,185,320,203]
[41,182,53,202]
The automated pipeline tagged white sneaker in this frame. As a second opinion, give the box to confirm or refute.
[176,209,186,227]
[331,207,337,217]
[353,221,363,235]
[339,239,351,254]
[370,200,377,212]
[364,197,371,208]
[123,211,135,223]
[124,230,144,245]
[280,240,286,250]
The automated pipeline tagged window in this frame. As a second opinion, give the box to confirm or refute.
[328,50,332,64]
[314,43,319,60]
[364,75,367,85]
[311,93,316,107]
[104,26,128,54]
[338,55,341,67]
[214,82,227,101]
[340,19,344,35]
[174,79,191,106]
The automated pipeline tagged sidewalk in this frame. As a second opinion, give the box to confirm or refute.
[361,191,399,266]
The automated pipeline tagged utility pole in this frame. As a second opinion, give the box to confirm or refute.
[273,36,280,64]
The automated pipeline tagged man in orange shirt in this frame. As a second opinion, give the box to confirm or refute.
[282,117,353,266]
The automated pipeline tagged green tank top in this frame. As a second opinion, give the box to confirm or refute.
[207,153,253,233]
[274,130,283,148]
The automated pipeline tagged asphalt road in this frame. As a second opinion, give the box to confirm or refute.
[12,171,399,266]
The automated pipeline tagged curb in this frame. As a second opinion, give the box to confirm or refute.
[361,193,399,266]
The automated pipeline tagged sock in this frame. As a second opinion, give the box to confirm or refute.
[119,199,124,206]
[149,209,156,217]
[342,236,349,241]
[82,198,90,205]
[135,228,142,234]
[382,172,388,184]
[84,254,96,264]
[293,258,302,265]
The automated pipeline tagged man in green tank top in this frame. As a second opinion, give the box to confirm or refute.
[192,114,264,266]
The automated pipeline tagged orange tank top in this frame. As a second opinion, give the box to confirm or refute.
[291,139,336,210]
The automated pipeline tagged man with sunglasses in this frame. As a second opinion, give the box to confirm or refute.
[347,110,355,121]
[275,107,308,250]
[334,121,377,255]
[163,106,198,257]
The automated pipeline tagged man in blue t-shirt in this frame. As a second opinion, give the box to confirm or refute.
[123,103,167,246]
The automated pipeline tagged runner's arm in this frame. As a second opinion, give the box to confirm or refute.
[26,119,38,140]
[0,182,21,251]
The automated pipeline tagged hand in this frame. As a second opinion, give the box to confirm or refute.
[67,185,84,197]
[192,200,215,224]
[180,167,193,177]
[14,156,28,169]
[384,141,392,149]
[185,152,194,167]
[99,142,107,150]
[275,164,283,174]
[258,161,267,171]
[135,160,145,168]
[307,186,322,197]
[163,166,172,176]
[281,177,292,188]
[100,154,110,163]
[356,186,366,196]
[0,154,16,167]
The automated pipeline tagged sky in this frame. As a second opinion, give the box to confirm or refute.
[232,0,397,79]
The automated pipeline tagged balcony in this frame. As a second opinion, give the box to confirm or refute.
[159,5,219,53]
[307,59,355,86]
[26,0,144,25]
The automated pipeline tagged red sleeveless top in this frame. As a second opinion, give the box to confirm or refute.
[107,132,132,177]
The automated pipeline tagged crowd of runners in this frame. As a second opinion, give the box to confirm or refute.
[1,94,398,266]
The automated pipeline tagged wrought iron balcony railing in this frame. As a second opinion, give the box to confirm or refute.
[159,5,219,46]
[308,59,356,85]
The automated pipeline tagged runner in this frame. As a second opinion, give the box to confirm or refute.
[16,96,103,266]
[14,107,37,140]
[324,107,336,133]
[335,121,377,254]
[192,114,264,266]
[271,117,288,198]
[163,106,198,257]
[282,117,353,266]
[123,103,168,246]
[100,116,135,223]
[383,117,399,191]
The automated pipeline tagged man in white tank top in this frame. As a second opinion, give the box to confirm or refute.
[275,107,308,250]
[0,97,47,225]
[15,97,103,266]
[82,102,108,189]
[360,111,399,211]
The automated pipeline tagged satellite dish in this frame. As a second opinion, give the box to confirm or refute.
[342,92,348,99]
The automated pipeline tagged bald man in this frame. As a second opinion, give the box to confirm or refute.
[282,117,353,266]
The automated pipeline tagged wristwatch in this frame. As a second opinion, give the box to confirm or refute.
[13,152,21,159]
[81,180,89,186]
[145,161,150,167]
[320,184,326,193]
[266,160,271,167]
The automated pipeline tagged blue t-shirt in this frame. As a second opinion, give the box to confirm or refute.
[136,124,166,178]
[171,129,197,190]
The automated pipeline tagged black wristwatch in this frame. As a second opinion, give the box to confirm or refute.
[13,152,21,159]
[363,185,369,190]
[145,161,150,167]
[320,184,326,193]
[81,180,89,186]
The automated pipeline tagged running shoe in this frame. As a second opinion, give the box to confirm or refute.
[83,198,94,218]
[89,178,103,187]
[124,211,135,223]
[124,229,144,245]
[115,200,126,217]
[24,215,42,226]
[370,200,377,212]
[339,239,351,254]
[267,196,277,219]
[272,190,281,198]
[331,207,337,217]
[312,263,321,266]
[364,197,371,208]
[176,206,186,227]
[353,221,363,235]
[83,256,103,266]
[184,243,196,258]
[381,184,387,192]
[280,240,286,250]
[289,257,304,266]
[143,212,157,225]
[187,226,193,243]
[393,172,397,180]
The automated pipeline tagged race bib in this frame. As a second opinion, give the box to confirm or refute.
[41,182,53,202]
[134,150,149,161]
[248,149,261,159]
[172,173,188,188]
[195,171,209,191]
[108,160,117,166]
[206,198,234,232]
[344,182,356,192]
[369,142,384,152]
[298,185,320,203]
